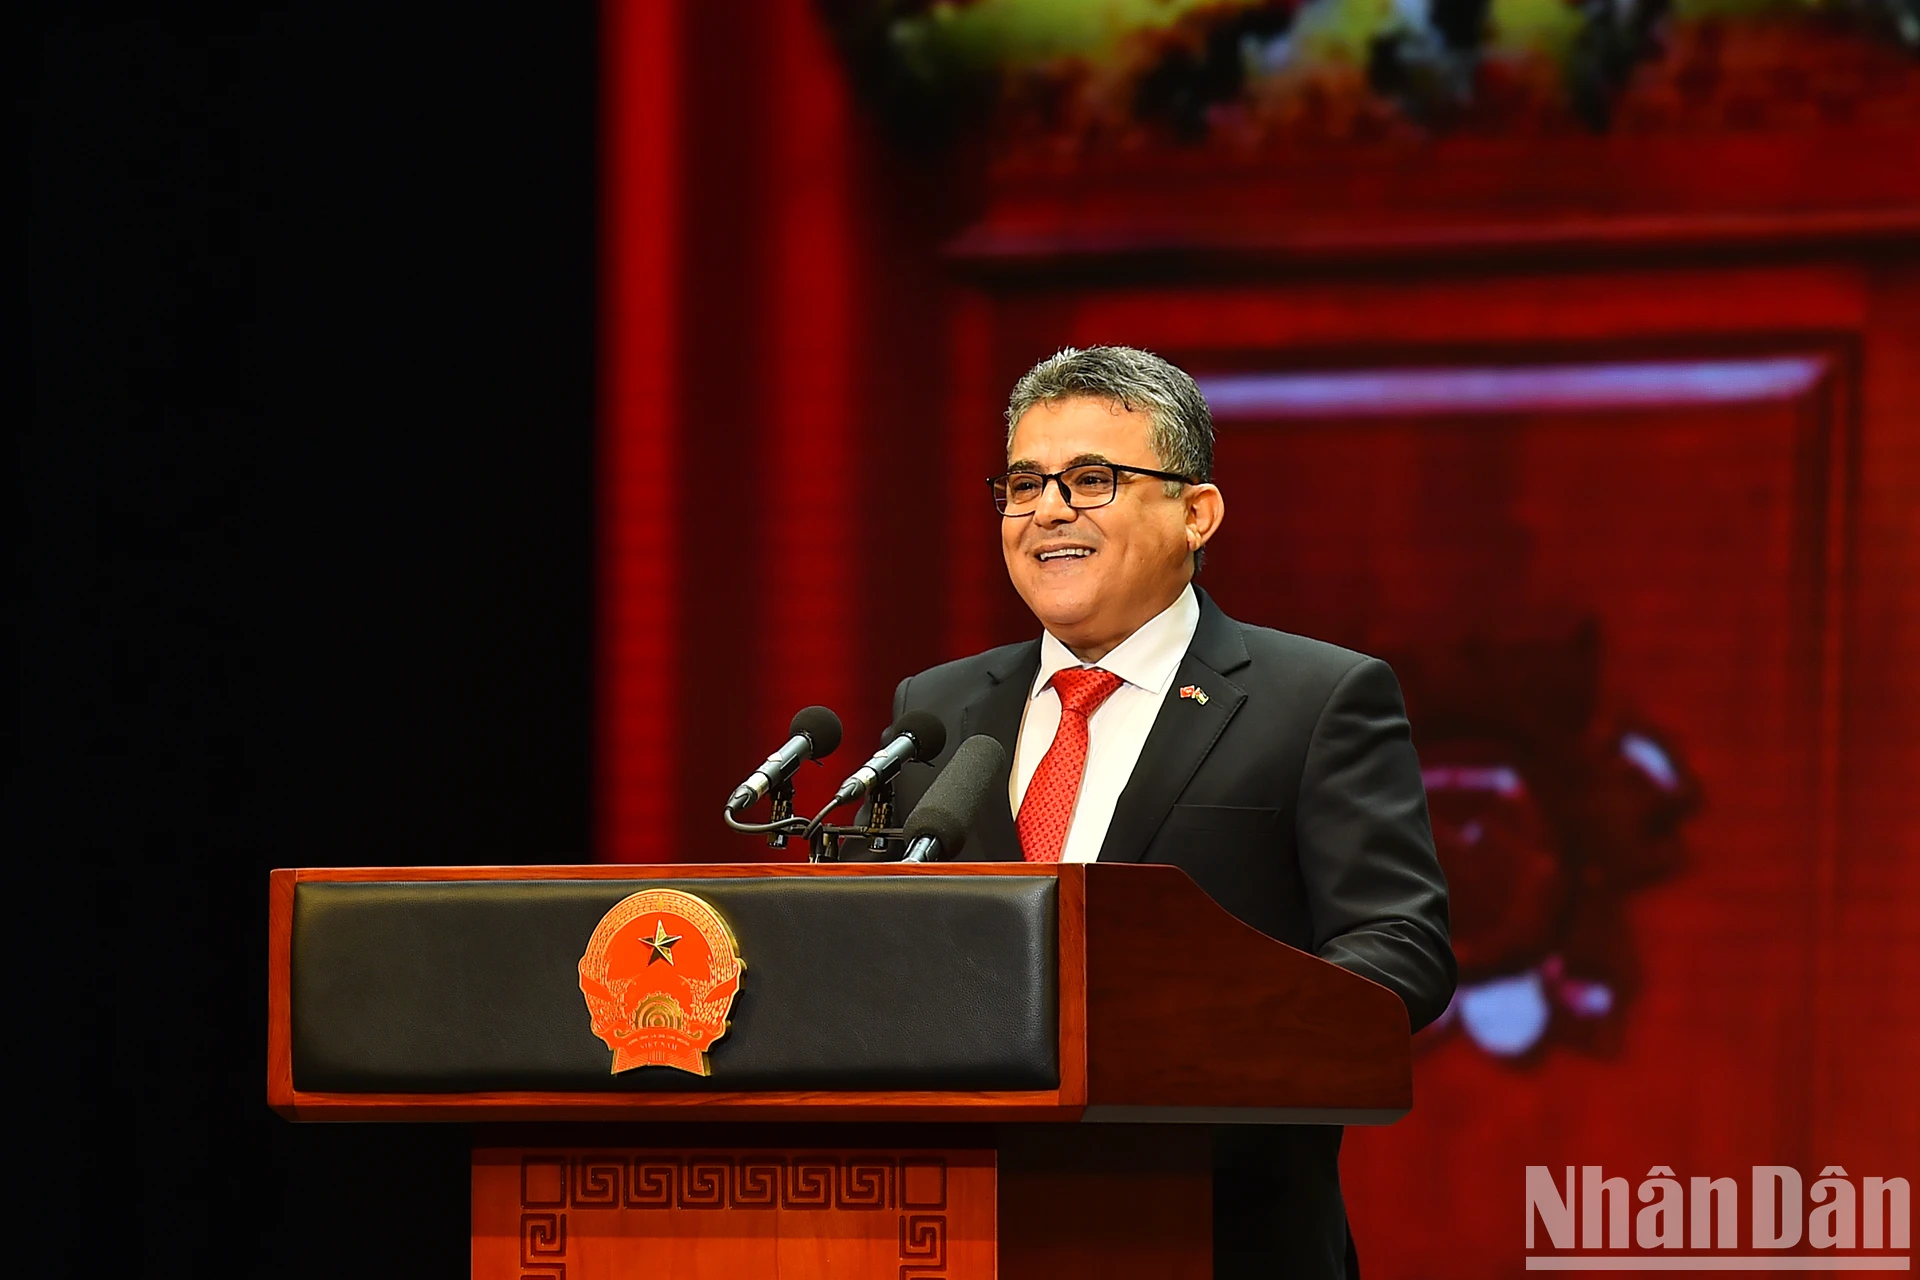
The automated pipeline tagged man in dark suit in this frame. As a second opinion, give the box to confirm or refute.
[875,345,1455,1279]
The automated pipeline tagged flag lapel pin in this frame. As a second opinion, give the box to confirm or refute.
[1179,684,1210,705]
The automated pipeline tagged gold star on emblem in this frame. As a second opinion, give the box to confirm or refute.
[639,918,682,966]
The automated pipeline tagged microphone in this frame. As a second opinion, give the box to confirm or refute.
[900,735,1007,863]
[823,710,948,812]
[725,706,844,815]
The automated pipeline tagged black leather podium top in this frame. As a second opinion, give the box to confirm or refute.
[290,875,1058,1092]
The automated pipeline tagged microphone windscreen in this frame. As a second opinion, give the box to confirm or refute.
[789,705,843,759]
[902,735,1007,859]
[888,710,949,762]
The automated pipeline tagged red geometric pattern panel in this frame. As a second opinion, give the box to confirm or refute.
[473,1148,986,1280]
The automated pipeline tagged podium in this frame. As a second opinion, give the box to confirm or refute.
[269,862,1411,1278]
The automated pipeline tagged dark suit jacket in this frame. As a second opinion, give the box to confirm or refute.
[870,588,1455,1279]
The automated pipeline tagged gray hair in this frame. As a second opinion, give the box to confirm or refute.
[1004,345,1217,571]
[1004,345,1214,486]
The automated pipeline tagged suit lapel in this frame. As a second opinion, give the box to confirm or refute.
[958,640,1039,862]
[1096,590,1251,864]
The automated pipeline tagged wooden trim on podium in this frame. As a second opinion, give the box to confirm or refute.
[1053,860,1090,1117]
[268,861,1410,1123]
[277,863,1069,883]
[276,1092,1080,1124]
[266,867,295,1109]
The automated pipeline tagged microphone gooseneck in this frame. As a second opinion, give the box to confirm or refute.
[804,711,949,838]
[826,711,948,809]
[725,705,844,816]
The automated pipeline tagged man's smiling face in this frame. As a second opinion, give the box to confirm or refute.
[1001,396,1223,662]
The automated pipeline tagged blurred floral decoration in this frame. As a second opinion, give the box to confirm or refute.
[822,0,1920,143]
[1386,618,1698,1061]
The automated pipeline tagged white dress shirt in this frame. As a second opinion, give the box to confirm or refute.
[1010,585,1201,863]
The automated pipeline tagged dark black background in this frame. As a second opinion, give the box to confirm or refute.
[22,6,595,1272]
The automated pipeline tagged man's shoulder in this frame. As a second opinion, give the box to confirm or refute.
[897,639,1038,707]
[1207,610,1408,739]
[1212,608,1387,698]
[1235,619,1373,673]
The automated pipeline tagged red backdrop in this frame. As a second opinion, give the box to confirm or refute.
[598,4,1919,1274]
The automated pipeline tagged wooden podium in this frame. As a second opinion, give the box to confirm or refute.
[269,862,1411,1278]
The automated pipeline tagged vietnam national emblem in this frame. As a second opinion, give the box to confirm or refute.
[577,889,744,1076]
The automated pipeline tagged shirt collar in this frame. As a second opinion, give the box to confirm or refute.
[1030,584,1200,701]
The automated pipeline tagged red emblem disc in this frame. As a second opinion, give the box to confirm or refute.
[577,889,744,1076]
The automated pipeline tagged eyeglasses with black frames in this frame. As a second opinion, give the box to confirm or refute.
[987,462,1198,517]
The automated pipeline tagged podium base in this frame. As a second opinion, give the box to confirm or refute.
[472,1127,1210,1279]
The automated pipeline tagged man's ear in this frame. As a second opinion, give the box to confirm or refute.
[1186,483,1225,551]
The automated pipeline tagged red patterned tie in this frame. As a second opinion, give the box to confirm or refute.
[1017,667,1126,863]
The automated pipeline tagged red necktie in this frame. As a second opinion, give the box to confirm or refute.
[1017,667,1125,863]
